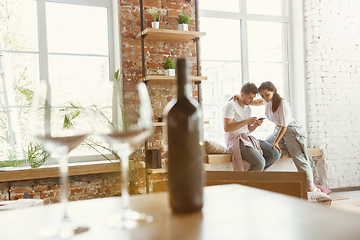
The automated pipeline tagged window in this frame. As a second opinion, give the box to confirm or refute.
[0,0,119,163]
[200,0,291,144]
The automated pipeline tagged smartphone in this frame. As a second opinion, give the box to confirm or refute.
[258,117,265,121]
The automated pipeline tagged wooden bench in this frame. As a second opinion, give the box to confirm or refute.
[204,148,323,164]
[153,171,308,199]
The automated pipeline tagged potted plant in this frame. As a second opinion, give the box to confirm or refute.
[176,13,190,31]
[163,58,175,76]
[150,8,160,29]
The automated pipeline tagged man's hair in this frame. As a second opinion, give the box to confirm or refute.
[241,82,258,95]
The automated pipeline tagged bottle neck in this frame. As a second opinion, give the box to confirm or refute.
[176,58,190,99]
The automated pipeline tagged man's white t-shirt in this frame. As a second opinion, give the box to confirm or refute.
[222,100,251,134]
[263,99,294,127]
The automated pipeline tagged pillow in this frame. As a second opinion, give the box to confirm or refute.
[315,184,332,195]
[204,140,230,154]
[307,191,332,206]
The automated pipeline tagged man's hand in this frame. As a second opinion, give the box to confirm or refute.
[254,118,264,126]
[246,117,258,125]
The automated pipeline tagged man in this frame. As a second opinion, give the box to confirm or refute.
[223,82,280,171]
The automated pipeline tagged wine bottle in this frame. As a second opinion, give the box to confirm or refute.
[164,57,204,213]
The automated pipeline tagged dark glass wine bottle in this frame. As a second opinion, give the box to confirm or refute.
[164,57,204,213]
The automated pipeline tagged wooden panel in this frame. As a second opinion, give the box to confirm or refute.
[206,181,303,199]
[153,181,168,192]
[307,148,323,157]
[205,171,308,199]
[0,160,134,183]
[143,75,207,83]
[205,154,232,164]
[135,28,206,42]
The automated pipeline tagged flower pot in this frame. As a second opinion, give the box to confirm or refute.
[152,21,159,29]
[178,23,188,31]
[165,69,175,76]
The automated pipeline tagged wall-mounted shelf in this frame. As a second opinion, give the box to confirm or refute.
[139,0,205,194]
[147,164,211,174]
[142,75,207,83]
[136,28,206,42]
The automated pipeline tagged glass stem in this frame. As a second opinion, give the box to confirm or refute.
[58,147,69,221]
[118,143,131,211]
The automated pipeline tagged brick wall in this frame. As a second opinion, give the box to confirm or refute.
[0,170,166,204]
[120,0,199,165]
[304,0,360,188]
[0,173,121,204]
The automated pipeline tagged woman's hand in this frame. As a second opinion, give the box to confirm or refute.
[229,94,240,102]
[273,142,281,154]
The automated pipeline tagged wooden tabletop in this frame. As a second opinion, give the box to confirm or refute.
[1,184,360,239]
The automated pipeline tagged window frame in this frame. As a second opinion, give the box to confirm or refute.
[200,0,308,141]
[0,0,121,165]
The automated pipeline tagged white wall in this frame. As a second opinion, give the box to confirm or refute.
[304,0,360,188]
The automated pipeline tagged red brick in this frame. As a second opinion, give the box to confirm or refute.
[34,185,48,192]
[135,61,143,67]
[149,47,159,54]
[168,9,178,17]
[163,16,178,23]
[123,60,135,68]
[123,46,133,53]
[163,3,182,11]
[148,62,160,68]
[159,49,171,55]
[143,0,161,8]
[11,187,32,194]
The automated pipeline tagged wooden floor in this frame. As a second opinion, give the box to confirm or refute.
[329,190,360,215]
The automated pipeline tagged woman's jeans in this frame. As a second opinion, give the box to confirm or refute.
[265,120,314,184]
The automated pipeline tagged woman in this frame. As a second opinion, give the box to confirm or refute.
[256,81,319,192]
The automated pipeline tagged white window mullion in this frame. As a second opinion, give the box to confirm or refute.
[288,0,307,135]
[240,0,249,84]
[282,23,290,101]
[109,0,121,76]
[240,19,250,84]
[37,0,50,83]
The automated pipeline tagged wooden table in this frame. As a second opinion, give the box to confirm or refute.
[1,184,360,239]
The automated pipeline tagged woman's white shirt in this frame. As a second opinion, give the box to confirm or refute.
[263,99,294,127]
[223,100,251,134]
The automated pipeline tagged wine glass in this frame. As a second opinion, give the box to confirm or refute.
[93,80,154,229]
[29,80,91,239]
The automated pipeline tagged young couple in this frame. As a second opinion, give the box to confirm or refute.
[223,81,318,192]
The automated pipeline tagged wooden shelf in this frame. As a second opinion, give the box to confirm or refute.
[135,28,206,42]
[153,121,209,127]
[143,75,207,83]
[204,148,323,164]
[0,160,135,183]
[146,168,168,174]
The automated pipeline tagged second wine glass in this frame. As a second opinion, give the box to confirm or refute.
[93,79,154,229]
[30,80,92,239]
